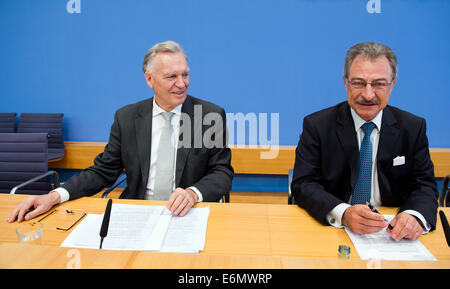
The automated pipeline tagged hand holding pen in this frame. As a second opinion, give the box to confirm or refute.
[366,202,394,230]
[342,203,389,235]
[366,202,426,241]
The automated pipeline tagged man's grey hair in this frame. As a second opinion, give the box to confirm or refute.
[142,40,188,73]
[344,42,398,81]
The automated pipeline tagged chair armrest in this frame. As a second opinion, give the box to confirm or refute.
[10,171,61,194]
[224,191,230,203]
[219,191,230,203]
[102,173,127,198]
[288,169,294,204]
[440,175,450,207]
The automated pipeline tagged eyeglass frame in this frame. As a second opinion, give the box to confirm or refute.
[31,207,86,231]
[346,78,394,90]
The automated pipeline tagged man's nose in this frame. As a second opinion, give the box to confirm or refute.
[175,76,186,88]
[362,83,376,100]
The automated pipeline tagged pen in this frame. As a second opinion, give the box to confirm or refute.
[366,202,394,230]
[99,199,113,249]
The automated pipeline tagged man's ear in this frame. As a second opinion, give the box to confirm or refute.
[343,75,349,93]
[144,72,153,89]
[391,76,397,87]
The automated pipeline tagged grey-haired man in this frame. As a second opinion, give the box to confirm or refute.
[291,42,438,241]
[8,41,234,223]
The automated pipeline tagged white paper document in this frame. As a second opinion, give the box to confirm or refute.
[345,215,436,261]
[61,204,210,253]
[161,205,210,253]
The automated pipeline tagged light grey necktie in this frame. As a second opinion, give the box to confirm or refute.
[152,111,175,200]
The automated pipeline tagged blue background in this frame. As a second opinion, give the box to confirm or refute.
[1,0,449,147]
[1,0,449,193]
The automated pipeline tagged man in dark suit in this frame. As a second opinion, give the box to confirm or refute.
[291,42,438,241]
[8,40,233,222]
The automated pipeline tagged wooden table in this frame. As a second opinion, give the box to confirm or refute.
[1,194,449,268]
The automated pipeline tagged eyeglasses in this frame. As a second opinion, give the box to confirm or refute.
[346,79,393,91]
[31,207,86,231]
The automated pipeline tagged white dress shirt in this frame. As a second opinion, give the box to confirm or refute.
[145,98,202,201]
[54,97,203,203]
[326,108,430,233]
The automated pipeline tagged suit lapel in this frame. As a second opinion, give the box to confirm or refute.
[377,106,400,163]
[336,103,359,189]
[175,95,193,186]
[135,98,153,196]
[377,106,400,204]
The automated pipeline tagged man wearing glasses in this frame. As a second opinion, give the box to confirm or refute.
[291,42,438,240]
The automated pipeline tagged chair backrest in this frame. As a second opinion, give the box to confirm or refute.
[17,113,65,161]
[100,173,231,202]
[0,133,52,194]
[0,113,17,133]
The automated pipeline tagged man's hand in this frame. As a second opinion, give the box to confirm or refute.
[386,212,423,241]
[167,187,198,217]
[6,191,61,223]
[342,204,388,234]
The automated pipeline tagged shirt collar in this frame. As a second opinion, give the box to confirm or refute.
[152,96,182,117]
[350,107,383,132]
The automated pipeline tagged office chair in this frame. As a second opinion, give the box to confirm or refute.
[0,113,16,133]
[0,133,60,195]
[101,173,230,202]
[101,173,127,198]
[288,169,294,204]
[439,175,450,207]
[17,113,65,162]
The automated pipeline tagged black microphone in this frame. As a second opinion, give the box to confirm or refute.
[99,199,113,249]
[439,210,450,247]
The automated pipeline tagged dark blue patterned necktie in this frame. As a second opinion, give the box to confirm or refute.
[351,122,376,205]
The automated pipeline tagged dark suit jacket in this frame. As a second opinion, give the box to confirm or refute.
[291,101,438,229]
[62,95,234,202]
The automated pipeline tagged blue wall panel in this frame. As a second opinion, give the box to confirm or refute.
[1,0,449,148]
[56,169,290,193]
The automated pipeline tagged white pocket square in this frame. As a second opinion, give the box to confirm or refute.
[393,156,406,166]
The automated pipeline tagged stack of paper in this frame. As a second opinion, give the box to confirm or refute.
[61,204,210,253]
[160,206,209,253]
[345,215,436,261]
